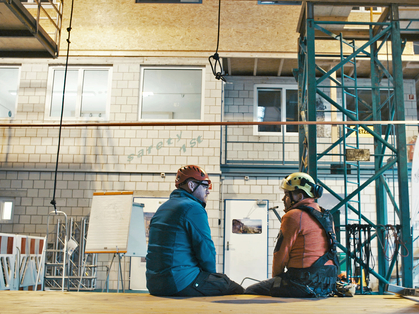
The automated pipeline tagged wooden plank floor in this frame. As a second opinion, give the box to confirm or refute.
[1,291,418,314]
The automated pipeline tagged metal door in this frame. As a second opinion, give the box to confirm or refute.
[224,199,268,288]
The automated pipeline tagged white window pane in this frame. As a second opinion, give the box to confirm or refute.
[141,69,202,120]
[257,88,282,133]
[80,70,108,118]
[2,201,13,220]
[286,89,299,133]
[136,0,201,3]
[0,68,19,118]
[346,88,392,133]
[50,70,78,117]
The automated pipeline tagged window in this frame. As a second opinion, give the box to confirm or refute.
[0,67,19,118]
[351,7,382,13]
[414,42,419,55]
[46,67,111,120]
[139,67,204,120]
[346,88,393,133]
[258,1,302,4]
[254,85,298,135]
[0,199,14,223]
[135,0,201,3]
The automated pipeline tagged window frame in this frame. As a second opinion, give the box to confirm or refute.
[345,87,393,134]
[45,66,112,121]
[0,66,20,120]
[351,6,382,13]
[135,0,202,3]
[258,1,302,5]
[253,84,299,136]
[0,198,14,224]
[139,66,205,122]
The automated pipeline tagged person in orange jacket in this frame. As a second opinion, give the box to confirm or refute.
[245,172,339,297]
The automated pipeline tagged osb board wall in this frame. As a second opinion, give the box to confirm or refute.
[59,1,417,57]
[61,0,301,55]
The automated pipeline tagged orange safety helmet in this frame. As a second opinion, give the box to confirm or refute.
[175,165,211,188]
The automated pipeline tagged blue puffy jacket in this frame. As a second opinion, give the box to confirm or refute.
[146,188,216,295]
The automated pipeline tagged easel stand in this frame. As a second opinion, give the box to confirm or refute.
[103,251,125,293]
[79,250,126,293]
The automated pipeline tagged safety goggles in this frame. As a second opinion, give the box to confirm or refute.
[193,181,210,191]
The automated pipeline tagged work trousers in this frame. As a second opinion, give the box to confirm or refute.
[173,271,244,297]
[245,265,337,298]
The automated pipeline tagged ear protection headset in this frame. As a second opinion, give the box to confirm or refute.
[300,178,323,199]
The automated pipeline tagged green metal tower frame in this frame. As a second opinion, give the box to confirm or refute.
[297,2,413,291]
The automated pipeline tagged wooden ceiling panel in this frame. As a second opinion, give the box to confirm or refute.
[223,57,419,81]
[229,58,254,76]
[255,58,282,76]
[278,59,297,78]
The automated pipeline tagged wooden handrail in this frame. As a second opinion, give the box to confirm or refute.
[0,120,418,128]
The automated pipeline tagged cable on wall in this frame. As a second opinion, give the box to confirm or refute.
[50,0,76,214]
[208,0,226,82]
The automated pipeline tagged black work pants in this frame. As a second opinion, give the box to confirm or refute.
[173,271,244,297]
[245,265,337,298]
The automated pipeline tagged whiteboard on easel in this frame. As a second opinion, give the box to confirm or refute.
[126,203,147,257]
[85,191,144,254]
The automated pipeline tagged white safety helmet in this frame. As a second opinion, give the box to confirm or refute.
[280,172,323,199]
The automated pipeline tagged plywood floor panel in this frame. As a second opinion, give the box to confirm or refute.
[0,291,418,314]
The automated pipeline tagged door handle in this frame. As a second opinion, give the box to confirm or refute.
[226,241,229,251]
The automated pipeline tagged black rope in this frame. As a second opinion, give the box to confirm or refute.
[50,0,75,214]
[208,0,226,82]
[346,224,374,293]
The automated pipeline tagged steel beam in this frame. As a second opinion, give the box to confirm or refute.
[306,2,318,182]
[390,4,413,288]
[371,34,388,294]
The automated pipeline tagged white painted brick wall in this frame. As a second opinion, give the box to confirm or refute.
[0,56,224,290]
[0,58,221,174]
[0,169,222,290]
[223,77,418,165]
[1,56,418,292]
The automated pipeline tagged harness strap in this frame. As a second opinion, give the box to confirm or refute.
[296,204,339,268]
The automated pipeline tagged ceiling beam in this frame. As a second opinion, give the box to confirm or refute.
[253,58,258,76]
[277,59,284,76]
[405,61,419,69]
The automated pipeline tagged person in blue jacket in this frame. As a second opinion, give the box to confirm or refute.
[146,165,244,296]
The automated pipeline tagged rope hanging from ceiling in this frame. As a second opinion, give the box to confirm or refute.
[50,0,75,214]
[208,0,226,82]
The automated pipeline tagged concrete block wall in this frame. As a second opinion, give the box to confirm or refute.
[1,57,418,292]
[223,77,301,164]
[0,56,224,290]
[223,77,418,165]
[0,170,222,290]
[0,56,223,172]
[1,57,222,173]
